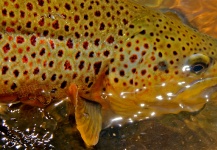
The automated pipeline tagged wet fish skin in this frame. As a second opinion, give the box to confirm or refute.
[1,0,217,146]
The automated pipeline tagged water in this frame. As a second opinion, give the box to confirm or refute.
[1,0,217,149]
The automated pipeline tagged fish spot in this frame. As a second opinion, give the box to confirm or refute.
[150,32,154,36]
[60,81,67,89]
[74,15,80,23]
[106,12,111,17]
[84,14,88,20]
[2,66,9,75]
[84,32,89,37]
[94,61,102,75]
[153,66,158,71]
[103,50,110,57]
[23,70,28,75]
[118,30,123,36]
[88,5,92,10]
[2,9,7,16]
[65,3,71,10]
[4,80,8,85]
[120,54,124,61]
[132,68,136,74]
[129,24,134,28]
[89,21,93,27]
[139,30,146,35]
[107,36,114,44]
[58,50,63,57]
[167,44,171,48]
[49,61,54,67]
[75,51,81,59]
[38,18,45,26]
[85,76,89,83]
[3,43,10,53]
[95,11,101,17]
[72,73,78,79]
[2,21,7,26]
[129,54,138,63]
[26,3,33,11]
[22,55,28,63]
[13,70,19,77]
[6,27,15,32]
[52,20,59,29]
[38,0,44,6]
[17,26,22,31]
[42,73,46,80]
[80,2,84,8]
[64,25,69,32]
[11,83,17,90]
[112,67,116,72]
[141,69,146,75]
[58,35,64,41]
[88,82,93,88]
[122,19,128,25]
[64,60,72,70]
[30,35,36,46]
[66,38,73,48]
[16,36,25,44]
[89,51,94,57]
[156,38,160,42]
[31,52,36,58]
[94,38,100,46]
[83,41,89,50]
[4,57,8,61]
[99,22,105,30]
[11,56,16,62]
[51,74,56,81]
[173,51,178,56]
[75,32,80,38]
[39,48,45,56]
[9,11,15,17]
[126,42,131,47]
[144,43,149,49]
[79,61,85,70]
[129,79,133,85]
[114,78,119,83]
[26,21,31,28]
[33,67,39,75]
[119,70,125,76]
[49,40,55,49]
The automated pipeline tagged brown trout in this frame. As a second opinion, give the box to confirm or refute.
[1,0,217,146]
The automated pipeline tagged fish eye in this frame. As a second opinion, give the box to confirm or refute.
[186,54,210,74]
[190,62,208,74]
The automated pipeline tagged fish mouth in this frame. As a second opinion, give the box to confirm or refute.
[175,77,217,105]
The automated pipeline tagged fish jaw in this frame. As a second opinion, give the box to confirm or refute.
[174,77,217,107]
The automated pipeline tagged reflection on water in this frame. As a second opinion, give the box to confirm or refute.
[1,0,217,149]
[1,101,217,149]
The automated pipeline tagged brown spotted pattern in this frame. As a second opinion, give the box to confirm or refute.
[0,0,145,98]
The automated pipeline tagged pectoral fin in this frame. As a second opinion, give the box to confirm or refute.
[76,97,102,146]
[68,83,102,146]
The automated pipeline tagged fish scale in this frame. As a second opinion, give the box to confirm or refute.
[1,0,217,146]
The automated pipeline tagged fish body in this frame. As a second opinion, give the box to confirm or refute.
[1,0,217,146]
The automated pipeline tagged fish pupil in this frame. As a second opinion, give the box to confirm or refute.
[190,63,207,73]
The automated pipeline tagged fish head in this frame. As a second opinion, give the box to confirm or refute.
[100,12,217,118]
